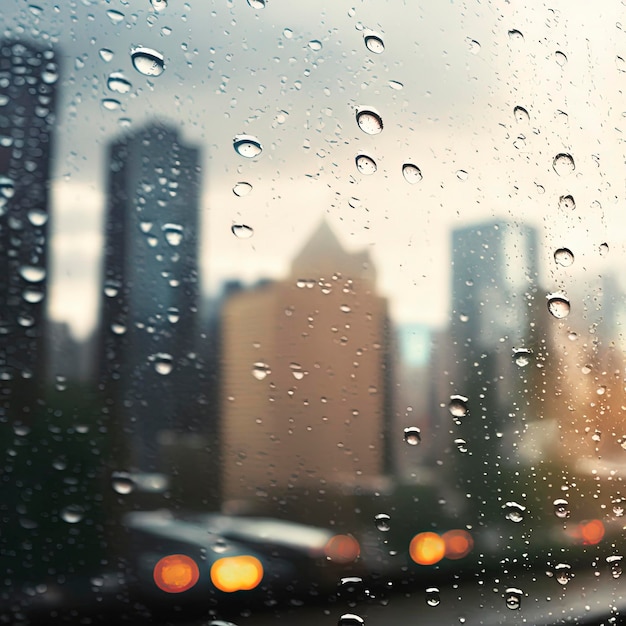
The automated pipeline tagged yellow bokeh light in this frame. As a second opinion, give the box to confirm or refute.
[210,555,264,593]
[409,532,446,565]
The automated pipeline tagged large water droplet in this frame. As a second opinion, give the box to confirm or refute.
[508,29,524,40]
[426,587,440,607]
[402,163,423,184]
[554,247,574,267]
[162,223,183,246]
[355,153,377,175]
[61,505,84,524]
[338,614,364,626]
[0,176,15,198]
[456,169,468,181]
[552,153,575,176]
[252,362,271,380]
[554,563,572,585]
[337,577,367,606]
[111,471,135,495]
[154,353,173,375]
[99,48,114,62]
[289,362,304,380]
[547,294,570,319]
[233,181,253,197]
[247,0,266,7]
[505,588,522,610]
[308,39,323,51]
[364,33,384,54]
[388,80,404,90]
[107,72,132,94]
[374,513,391,532]
[504,501,526,523]
[599,242,609,257]
[131,47,165,76]
[553,498,570,519]
[607,555,623,579]
[356,108,383,135]
[513,105,529,123]
[512,347,532,367]
[403,426,421,446]
[233,134,263,158]
[555,50,568,66]
[231,224,254,239]
[101,98,121,111]
[22,288,44,304]
[454,438,468,453]
[150,0,168,11]
[449,394,468,418]
[27,208,48,226]
[107,9,125,23]
[19,265,46,283]
[558,195,575,210]
[167,307,180,323]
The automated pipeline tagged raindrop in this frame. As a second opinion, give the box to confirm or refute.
[233,181,253,197]
[456,170,468,181]
[513,106,529,123]
[355,153,377,175]
[111,322,126,335]
[167,307,180,323]
[448,395,468,418]
[104,280,121,297]
[504,501,526,523]
[130,46,165,76]
[607,556,623,579]
[612,498,624,517]
[0,176,15,198]
[283,28,293,39]
[27,209,48,226]
[554,248,574,267]
[505,588,522,610]
[552,153,575,176]
[512,348,532,367]
[364,33,384,54]
[508,29,524,40]
[374,513,391,532]
[547,294,570,319]
[403,426,421,446]
[19,265,46,283]
[212,538,229,554]
[388,80,404,90]
[150,0,167,11]
[252,362,271,380]
[555,51,568,66]
[162,223,183,246]
[558,195,575,210]
[356,107,383,135]
[553,498,570,519]
[233,134,263,158]
[454,438,468,453]
[99,48,114,62]
[101,98,121,111]
[61,505,84,524]
[338,615,364,626]
[107,72,132,94]
[308,40,322,51]
[554,563,572,585]
[111,472,135,495]
[247,0,266,7]
[106,9,125,23]
[468,39,481,54]
[402,163,423,184]
[231,224,254,239]
[599,242,609,256]
[22,289,44,304]
[426,587,441,607]
[289,362,304,380]
[337,577,367,606]
[154,353,173,375]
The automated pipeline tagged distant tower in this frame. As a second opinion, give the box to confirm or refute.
[0,40,58,411]
[98,122,201,471]
[221,221,390,504]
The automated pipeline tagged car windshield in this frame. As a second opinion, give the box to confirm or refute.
[2,1,626,625]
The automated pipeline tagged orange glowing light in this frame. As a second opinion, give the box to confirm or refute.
[210,555,264,592]
[409,532,446,565]
[153,554,200,593]
[324,534,361,564]
[442,529,474,560]
[579,519,604,545]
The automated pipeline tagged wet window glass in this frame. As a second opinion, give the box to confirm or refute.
[2,1,626,625]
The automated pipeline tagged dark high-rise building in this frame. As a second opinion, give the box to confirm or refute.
[0,40,58,410]
[98,122,202,471]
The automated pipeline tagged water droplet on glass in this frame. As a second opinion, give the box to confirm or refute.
[374,513,391,532]
[456,170,468,181]
[355,153,377,175]
[233,134,263,158]
[231,224,254,239]
[212,538,229,554]
[612,498,624,517]
[599,242,609,256]
[111,322,126,335]
[252,362,271,380]
[426,587,440,607]
[512,347,532,367]
[162,223,183,246]
[388,80,404,90]
[607,556,623,579]
[61,505,84,524]
[337,577,367,606]
[547,294,570,319]
[454,438,468,453]
[101,98,121,111]
[111,471,135,495]
[233,181,253,196]
[0,175,15,198]
[449,394,468,418]
[27,209,48,226]
[154,353,173,375]
[131,46,165,76]
[104,280,121,297]
[558,194,575,210]
[504,501,526,523]
[553,153,575,176]
[356,107,383,135]
[289,362,304,380]
[99,48,114,62]
[554,563,572,585]
[150,0,168,11]
[508,29,524,40]
[308,40,322,51]
[505,588,522,610]
[468,39,481,54]
[513,106,529,123]
[283,28,294,39]
[364,33,384,54]
[107,72,132,94]
[338,614,364,626]
[23,289,44,304]
[19,265,46,283]
[167,307,180,323]
[554,247,574,267]
[553,498,570,519]
[402,163,423,184]
[247,0,266,7]
[555,51,568,66]
[403,426,421,446]
[107,9,125,24]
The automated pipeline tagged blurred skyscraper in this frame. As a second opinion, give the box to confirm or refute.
[0,40,58,413]
[221,221,391,504]
[98,122,202,471]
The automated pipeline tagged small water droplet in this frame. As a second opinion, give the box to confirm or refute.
[233,134,263,158]
[558,194,575,210]
[252,362,271,380]
[247,0,266,7]
[99,48,114,62]
[512,347,532,367]
[27,209,48,226]
[553,153,575,176]
[388,80,404,90]
[308,39,322,51]
[162,223,183,246]
[449,394,468,418]
[504,501,526,523]
[554,247,574,266]
[508,29,524,40]
[513,105,529,123]
[612,498,624,517]
[338,614,364,626]
[555,50,568,66]
[150,0,167,11]
[283,28,294,39]
[289,362,304,380]
[107,72,132,94]
[505,587,522,610]
[61,505,84,524]
[131,46,165,76]
[111,472,135,494]
[19,265,46,283]
[454,438,468,453]
[355,153,377,175]
[101,98,121,111]
[104,280,121,297]
[233,181,253,197]
[364,33,384,54]
[607,555,623,579]
[456,169,468,181]
[167,307,180,323]
[426,587,440,607]
[599,242,609,256]
[154,353,173,375]
[356,107,383,135]
[374,513,391,532]
[553,498,570,519]
[111,322,126,335]
[0,176,15,198]
[22,289,44,304]
[337,577,367,606]
[403,426,421,446]
[402,163,423,184]
[554,563,572,585]
[468,39,481,54]
[547,294,570,319]
[106,9,125,24]
[231,224,254,239]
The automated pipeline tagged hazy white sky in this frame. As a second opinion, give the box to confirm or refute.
[4,0,626,338]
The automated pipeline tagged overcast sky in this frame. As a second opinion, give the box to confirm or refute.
[4,0,626,339]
